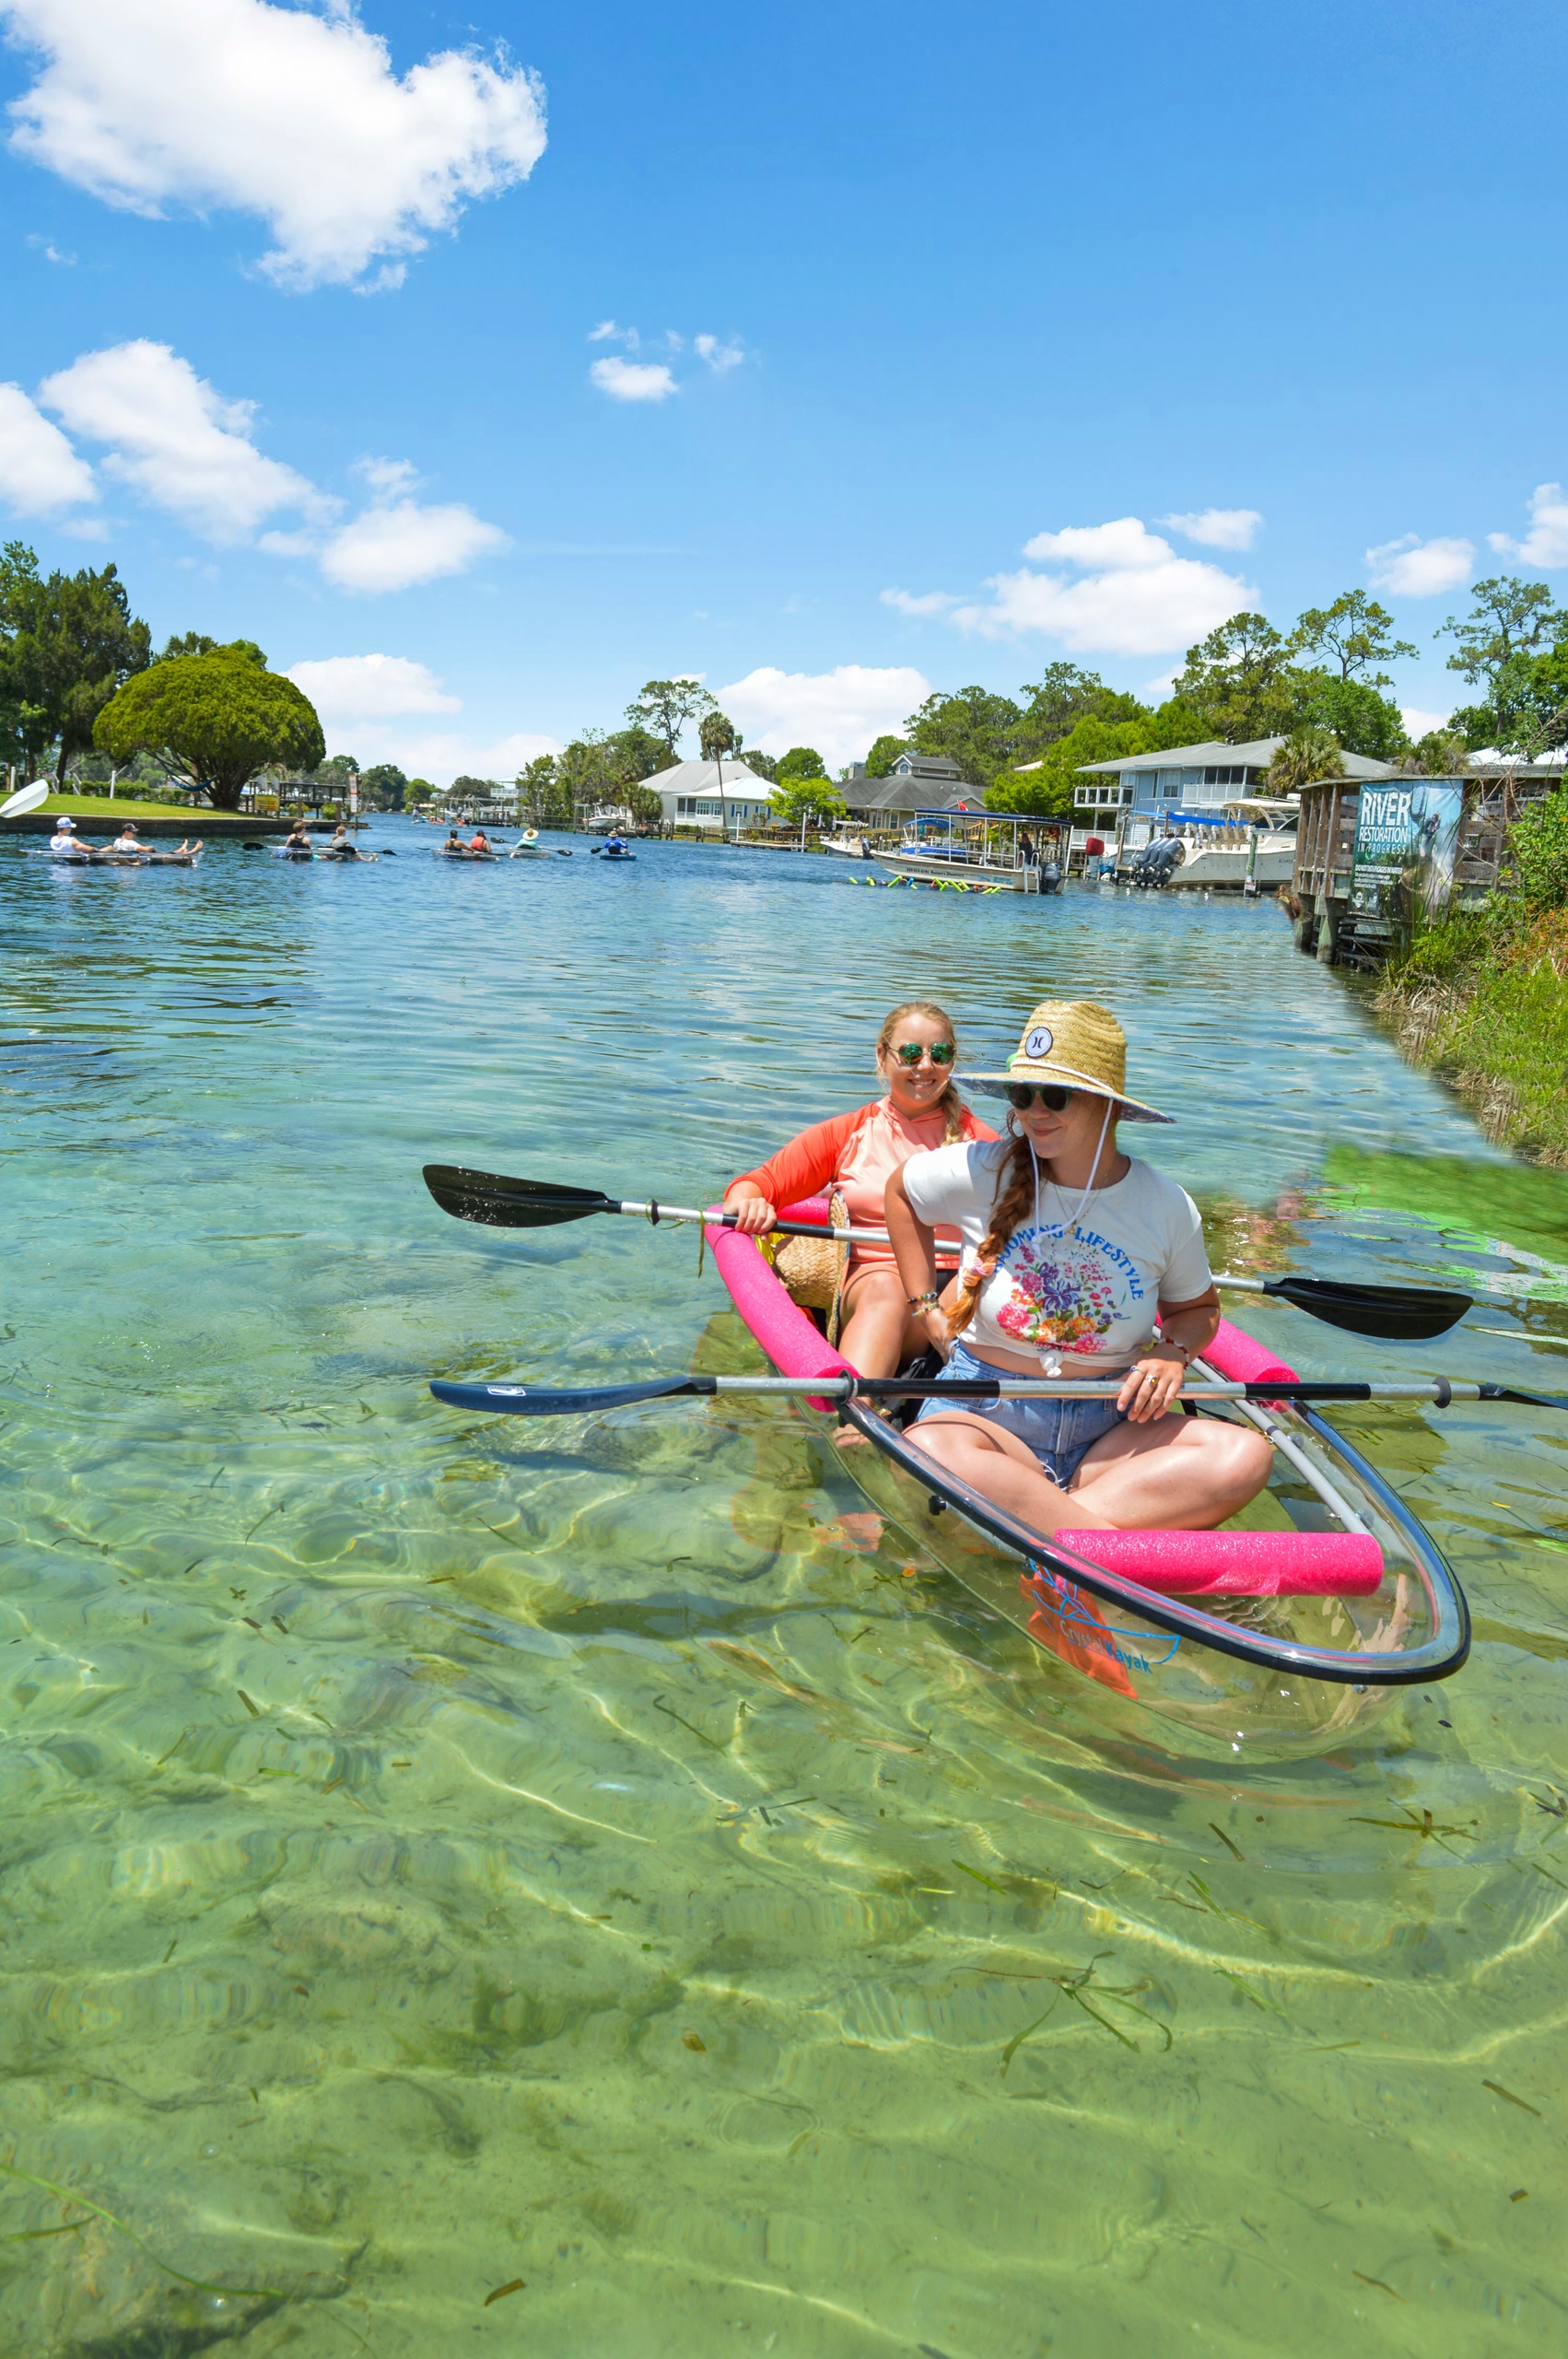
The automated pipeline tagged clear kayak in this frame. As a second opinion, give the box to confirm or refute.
[30,846,203,866]
[704,1203,1470,1758]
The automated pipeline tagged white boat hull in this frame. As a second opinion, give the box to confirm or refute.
[872,853,1034,892]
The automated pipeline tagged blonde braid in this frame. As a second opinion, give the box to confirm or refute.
[947,1129,1036,1341]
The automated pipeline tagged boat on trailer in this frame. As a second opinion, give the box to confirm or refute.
[704,1201,1469,1756]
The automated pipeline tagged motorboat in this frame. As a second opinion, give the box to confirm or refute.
[872,808,1059,895]
[1119,799,1299,891]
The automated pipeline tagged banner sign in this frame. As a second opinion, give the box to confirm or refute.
[1349,780,1464,927]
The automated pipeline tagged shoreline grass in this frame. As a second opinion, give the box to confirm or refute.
[1375,908,1568,1165]
[13,791,211,822]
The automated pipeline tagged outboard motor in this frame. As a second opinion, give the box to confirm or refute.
[1038,860,1062,895]
[1135,835,1185,888]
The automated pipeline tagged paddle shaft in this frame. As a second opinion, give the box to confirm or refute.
[421,1166,1472,1339]
[433,1373,1522,1413]
[585,1204,1429,1306]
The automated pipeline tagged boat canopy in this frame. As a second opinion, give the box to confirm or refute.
[899,808,1057,871]
[1223,797,1300,822]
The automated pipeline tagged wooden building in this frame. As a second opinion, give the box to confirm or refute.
[1289,760,1564,965]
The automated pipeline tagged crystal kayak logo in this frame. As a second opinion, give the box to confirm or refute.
[1025,1563,1178,1676]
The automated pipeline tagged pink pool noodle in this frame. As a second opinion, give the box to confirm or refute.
[705,1220,853,1408]
[1050,1528,1383,1597]
[1202,1316,1300,1390]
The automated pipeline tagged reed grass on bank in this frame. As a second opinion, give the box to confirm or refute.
[1375,906,1568,1164]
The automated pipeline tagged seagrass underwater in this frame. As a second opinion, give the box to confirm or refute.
[3,822,1568,2353]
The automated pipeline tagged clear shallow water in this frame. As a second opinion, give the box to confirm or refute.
[3,823,1568,2355]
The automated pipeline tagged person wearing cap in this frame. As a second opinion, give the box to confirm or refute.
[884,999,1272,1534]
[48,816,85,855]
[110,823,150,855]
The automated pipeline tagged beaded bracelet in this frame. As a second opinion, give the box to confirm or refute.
[907,1289,942,1313]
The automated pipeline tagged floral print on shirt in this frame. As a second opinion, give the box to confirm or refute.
[986,1225,1133,1354]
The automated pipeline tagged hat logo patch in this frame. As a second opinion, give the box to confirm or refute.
[1024,1025,1054,1060]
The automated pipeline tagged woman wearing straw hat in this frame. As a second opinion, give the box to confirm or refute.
[883,999,1273,1533]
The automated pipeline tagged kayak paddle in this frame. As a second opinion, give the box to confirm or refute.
[1209,1273,1472,1343]
[430,1372,1568,1418]
[421,1163,1474,1338]
[1,780,50,817]
[421,1163,898,1247]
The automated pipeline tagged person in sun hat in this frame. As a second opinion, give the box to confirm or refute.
[883,998,1273,1533]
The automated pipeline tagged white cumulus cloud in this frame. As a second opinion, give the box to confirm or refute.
[318,491,509,594]
[716,663,931,770]
[1158,507,1262,551]
[954,517,1254,656]
[695,334,744,373]
[1400,708,1452,740]
[39,339,322,540]
[590,356,677,403]
[1489,482,1568,570]
[880,588,960,617]
[0,379,96,511]
[2,0,546,290]
[286,653,461,724]
[1365,534,1475,597]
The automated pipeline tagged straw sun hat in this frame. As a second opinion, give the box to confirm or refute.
[967,999,1174,1124]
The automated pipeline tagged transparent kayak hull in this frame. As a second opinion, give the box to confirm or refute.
[705,1215,1469,1759]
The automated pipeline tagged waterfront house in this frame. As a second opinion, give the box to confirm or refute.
[647,757,781,834]
[1069,736,1400,868]
[842,752,982,824]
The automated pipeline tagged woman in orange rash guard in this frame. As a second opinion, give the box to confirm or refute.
[722,1001,996,1375]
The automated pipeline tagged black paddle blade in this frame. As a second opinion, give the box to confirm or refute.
[1479,1382,1568,1414]
[423,1164,616,1229]
[1263,1275,1472,1341]
[431,1375,708,1415]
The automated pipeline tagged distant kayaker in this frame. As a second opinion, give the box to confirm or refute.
[468,828,492,854]
[48,816,84,854]
[327,822,361,857]
[443,826,464,851]
[885,998,1272,1534]
[722,1001,997,1376]
[284,820,313,853]
[110,824,151,854]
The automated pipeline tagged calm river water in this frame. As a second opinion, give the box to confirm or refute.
[4,820,1568,2356]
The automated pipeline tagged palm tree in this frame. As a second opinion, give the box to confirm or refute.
[699,709,738,837]
[1268,725,1345,794]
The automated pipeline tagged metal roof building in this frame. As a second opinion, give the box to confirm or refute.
[1071,736,1400,823]
[645,757,780,833]
[843,751,981,819]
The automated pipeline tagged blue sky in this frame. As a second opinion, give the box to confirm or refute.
[2,0,1563,780]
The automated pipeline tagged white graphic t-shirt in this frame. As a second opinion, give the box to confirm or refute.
[902,1140,1211,1368]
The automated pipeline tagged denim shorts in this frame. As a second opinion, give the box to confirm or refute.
[913,1339,1126,1489]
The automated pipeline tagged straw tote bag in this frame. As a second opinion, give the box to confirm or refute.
[770,1189,849,1332]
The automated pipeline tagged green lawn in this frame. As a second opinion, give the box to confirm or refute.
[25,791,210,822]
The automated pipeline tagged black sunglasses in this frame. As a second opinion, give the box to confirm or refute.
[1005,1083,1076,1111]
